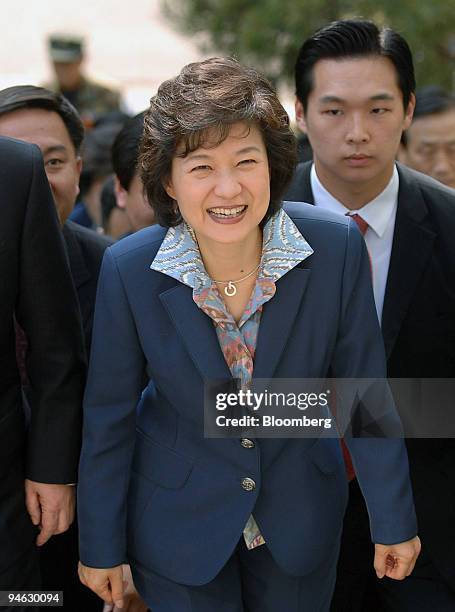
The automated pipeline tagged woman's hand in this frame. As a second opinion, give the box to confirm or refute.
[102,565,148,612]
[78,562,125,608]
[374,536,421,580]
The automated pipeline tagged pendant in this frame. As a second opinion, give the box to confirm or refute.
[224,282,237,297]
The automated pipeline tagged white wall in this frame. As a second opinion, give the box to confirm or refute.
[0,0,203,113]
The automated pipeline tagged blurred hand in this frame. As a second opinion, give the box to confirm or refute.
[374,536,421,580]
[78,563,125,609]
[102,565,148,612]
[24,480,75,546]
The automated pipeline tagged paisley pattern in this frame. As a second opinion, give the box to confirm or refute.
[151,208,313,548]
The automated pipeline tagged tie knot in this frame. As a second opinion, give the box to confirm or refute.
[348,213,369,236]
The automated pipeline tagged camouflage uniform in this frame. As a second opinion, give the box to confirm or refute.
[45,77,122,128]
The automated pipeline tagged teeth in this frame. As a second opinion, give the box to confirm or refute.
[208,206,246,216]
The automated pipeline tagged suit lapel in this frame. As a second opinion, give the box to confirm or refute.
[159,266,311,383]
[381,165,436,358]
[254,267,311,379]
[159,284,232,381]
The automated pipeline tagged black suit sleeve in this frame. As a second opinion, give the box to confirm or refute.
[16,145,86,483]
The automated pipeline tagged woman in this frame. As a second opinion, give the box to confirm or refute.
[78,58,419,611]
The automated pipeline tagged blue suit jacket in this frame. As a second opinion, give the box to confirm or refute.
[78,202,417,585]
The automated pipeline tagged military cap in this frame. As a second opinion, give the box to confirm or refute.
[48,34,84,62]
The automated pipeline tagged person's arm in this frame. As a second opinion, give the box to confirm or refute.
[77,247,146,599]
[330,218,420,578]
[15,144,86,542]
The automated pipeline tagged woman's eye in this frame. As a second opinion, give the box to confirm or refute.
[191,165,211,172]
[238,159,257,165]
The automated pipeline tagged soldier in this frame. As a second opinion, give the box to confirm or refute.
[45,34,122,128]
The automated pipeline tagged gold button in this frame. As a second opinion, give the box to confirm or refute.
[241,438,255,449]
[241,477,256,492]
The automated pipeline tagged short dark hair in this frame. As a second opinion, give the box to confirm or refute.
[140,57,297,228]
[79,121,124,198]
[413,85,455,119]
[295,19,415,111]
[112,111,146,191]
[401,86,455,147]
[0,85,85,153]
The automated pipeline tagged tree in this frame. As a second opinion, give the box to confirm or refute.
[161,0,455,91]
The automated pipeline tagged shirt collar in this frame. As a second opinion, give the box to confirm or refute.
[311,163,399,238]
[260,208,313,281]
[150,208,313,290]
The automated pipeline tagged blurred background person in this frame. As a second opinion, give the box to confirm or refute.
[100,175,133,239]
[112,111,156,233]
[400,86,455,189]
[75,118,127,231]
[45,34,123,129]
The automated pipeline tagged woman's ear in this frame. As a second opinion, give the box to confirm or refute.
[163,177,176,200]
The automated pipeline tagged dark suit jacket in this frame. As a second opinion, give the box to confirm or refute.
[78,203,416,594]
[0,137,86,571]
[62,220,113,351]
[39,221,110,609]
[286,161,455,586]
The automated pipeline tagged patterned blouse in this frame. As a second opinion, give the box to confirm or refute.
[151,208,313,549]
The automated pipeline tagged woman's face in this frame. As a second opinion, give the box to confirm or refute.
[165,122,270,246]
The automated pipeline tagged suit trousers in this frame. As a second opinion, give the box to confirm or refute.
[0,544,40,612]
[131,538,339,612]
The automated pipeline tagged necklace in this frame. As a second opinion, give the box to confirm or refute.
[212,263,261,297]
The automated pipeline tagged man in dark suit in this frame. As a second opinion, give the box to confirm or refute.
[0,86,112,611]
[286,19,455,612]
[0,136,86,604]
[0,86,113,349]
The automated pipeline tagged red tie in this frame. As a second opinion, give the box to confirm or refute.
[348,213,373,277]
[338,213,371,481]
[349,213,369,236]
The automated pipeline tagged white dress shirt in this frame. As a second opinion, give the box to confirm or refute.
[310,164,399,323]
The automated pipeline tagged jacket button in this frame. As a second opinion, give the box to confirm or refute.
[241,438,255,449]
[241,477,256,492]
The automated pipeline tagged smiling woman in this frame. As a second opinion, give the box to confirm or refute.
[138,57,297,320]
[77,56,418,612]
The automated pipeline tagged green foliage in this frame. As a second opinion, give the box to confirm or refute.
[161,0,455,90]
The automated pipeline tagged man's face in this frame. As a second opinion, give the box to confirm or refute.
[296,56,414,203]
[53,59,83,91]
[0,108,82,225]
[115,172,155,232]
[403,109,455,188]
